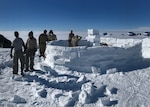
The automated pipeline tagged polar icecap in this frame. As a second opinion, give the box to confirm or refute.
[0,31,150,107]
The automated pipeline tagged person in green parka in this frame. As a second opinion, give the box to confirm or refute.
[38,30,48,58]
[25,31,37,72]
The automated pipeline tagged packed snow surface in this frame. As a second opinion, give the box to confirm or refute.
[0,34,150,107]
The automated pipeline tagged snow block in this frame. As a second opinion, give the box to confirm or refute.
[86,29,100,44]
[11,95,26,104]
[81,82,94,96]
[79,90,90,104]
[88,29,99,35]
[37,89,47,98]
[58,95,73,106]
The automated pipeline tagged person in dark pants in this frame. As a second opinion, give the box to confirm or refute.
[10,31,26,76]
[38,30,48,58]
[25,31,37,72]
[68,30,74,47]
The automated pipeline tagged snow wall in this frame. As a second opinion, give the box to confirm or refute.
[45,40,142,74]
[100,37,150,58]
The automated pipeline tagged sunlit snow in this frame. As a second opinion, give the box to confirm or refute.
[0,29,150,107]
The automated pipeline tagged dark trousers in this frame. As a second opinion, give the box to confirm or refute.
[39,44,46,57]
[25,49,35,70]
[13,50,24,74]
[68,40,73,47]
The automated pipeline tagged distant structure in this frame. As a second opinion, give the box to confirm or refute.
[86,29,100,46]
[0,34,11,48]
[127,32,136,36]
[103,32,108,36]
[143,32,150,36]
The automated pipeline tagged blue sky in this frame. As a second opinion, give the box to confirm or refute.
[0,0,150,31]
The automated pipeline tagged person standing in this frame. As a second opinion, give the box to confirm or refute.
[38,30,48,58]
[48,30,57,41]
[10,31,26,76]
[25,31,37,72]
[68,30,74,47]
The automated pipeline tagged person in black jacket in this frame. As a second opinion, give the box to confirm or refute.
[68,30,74,47]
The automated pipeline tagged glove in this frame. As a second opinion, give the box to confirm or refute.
[10,53,13,58]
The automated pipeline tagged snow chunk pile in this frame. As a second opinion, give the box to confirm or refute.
[11,95,26,104]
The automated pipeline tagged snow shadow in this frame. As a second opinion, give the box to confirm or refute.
[91,85,107,103]
[102,100,118,107]
[42,66,58,77]
[4,60,13,68]
[0,60,13,69]
[33,69,46,74]
[24,69,89,91]
[135,58,150,69]
[0,63,5,69]
[115,58,150,73]
[43,66,80,79]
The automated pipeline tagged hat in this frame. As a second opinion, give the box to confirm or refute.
[44,30,47,33]
[49,30,53,33]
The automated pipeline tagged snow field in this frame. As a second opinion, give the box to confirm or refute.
[0,34,150,106]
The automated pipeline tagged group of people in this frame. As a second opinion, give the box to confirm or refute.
[10,30,57,76]
[10,31,39,76]
[10,29,82,76]
[68,30,82,47]
[38,30,57,58]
